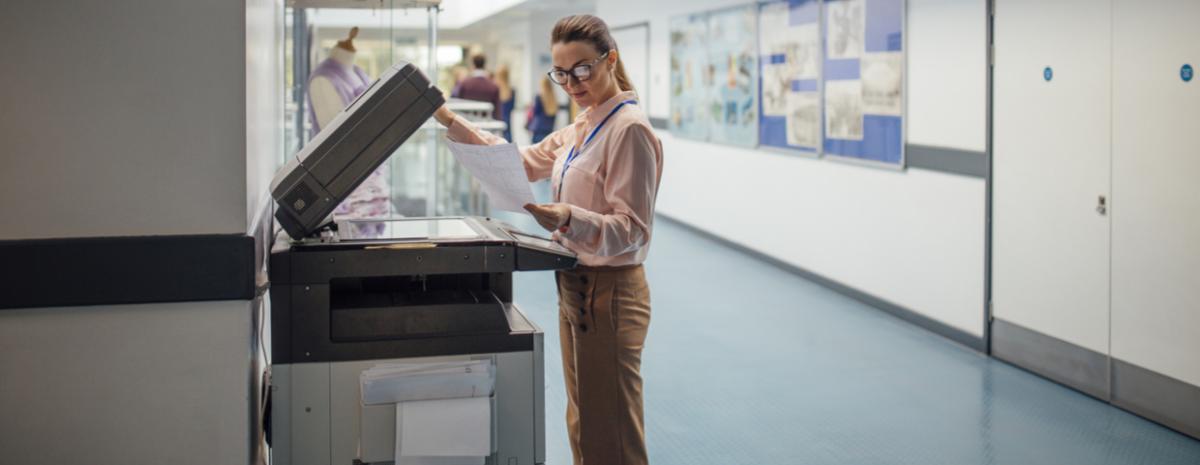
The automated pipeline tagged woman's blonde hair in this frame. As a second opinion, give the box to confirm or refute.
[551,14,636,94]
[495,64,513,101]
[538,76,558,117]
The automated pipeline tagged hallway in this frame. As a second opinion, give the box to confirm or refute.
[501,213,1200,465]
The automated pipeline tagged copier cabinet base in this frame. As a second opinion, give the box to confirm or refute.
[268,217,574,465]
[271,329,544,465]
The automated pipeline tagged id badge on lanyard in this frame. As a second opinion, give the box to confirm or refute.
[556,100,637,201]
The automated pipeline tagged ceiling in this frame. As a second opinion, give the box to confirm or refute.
[292,0,592,30]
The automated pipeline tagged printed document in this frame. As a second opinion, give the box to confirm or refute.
[445,140,536,213]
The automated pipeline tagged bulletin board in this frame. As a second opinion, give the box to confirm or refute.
[669,5,759,147]
[758,0,823,153]
[669,13,712,141]
[822,0,905,166]
[671,0,905,166]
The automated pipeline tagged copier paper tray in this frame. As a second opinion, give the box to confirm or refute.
[330,288,512,342]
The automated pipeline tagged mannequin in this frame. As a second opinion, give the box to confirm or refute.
[307,27,389,220]
[307,27,373,136]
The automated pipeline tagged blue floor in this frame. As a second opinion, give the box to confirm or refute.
[494,205,1200,465]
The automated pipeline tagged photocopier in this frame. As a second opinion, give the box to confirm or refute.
[268,61,575,465]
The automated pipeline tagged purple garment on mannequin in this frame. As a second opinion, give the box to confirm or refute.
[306,57,388,224]
[306,57,372,138]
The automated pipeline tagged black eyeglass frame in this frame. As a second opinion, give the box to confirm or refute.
[546,51,611,86]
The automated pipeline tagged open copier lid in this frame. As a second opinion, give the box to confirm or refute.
[270,61,445,240]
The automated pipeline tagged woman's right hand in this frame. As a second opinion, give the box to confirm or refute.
[433,105,456,128]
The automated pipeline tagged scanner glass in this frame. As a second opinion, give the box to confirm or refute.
[340,218,482,241]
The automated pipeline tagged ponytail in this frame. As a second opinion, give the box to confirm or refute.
[612,54,636,94]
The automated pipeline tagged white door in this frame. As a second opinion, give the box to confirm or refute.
[992,0,1112,354]
[1110,0,1200,387]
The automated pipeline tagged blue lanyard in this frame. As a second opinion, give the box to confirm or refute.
[557,100,638,200]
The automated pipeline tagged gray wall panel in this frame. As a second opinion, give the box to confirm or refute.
[906,144,987,178]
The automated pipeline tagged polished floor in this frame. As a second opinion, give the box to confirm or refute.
[495,206,1200,465]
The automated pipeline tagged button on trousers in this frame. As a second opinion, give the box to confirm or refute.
[556,265,652,465]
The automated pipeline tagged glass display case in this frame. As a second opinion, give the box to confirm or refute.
[283,0,501,219]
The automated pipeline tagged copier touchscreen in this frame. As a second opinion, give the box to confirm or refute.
[511,231,561,251]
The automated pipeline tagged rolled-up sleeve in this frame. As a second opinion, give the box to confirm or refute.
[561,124,660,256]
[445,114,570,181]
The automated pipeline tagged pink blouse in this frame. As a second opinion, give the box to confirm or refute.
[446,90,664,267]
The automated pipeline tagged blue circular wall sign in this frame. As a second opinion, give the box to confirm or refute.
[1044,66,1053,81]
[1183,64,1194,82]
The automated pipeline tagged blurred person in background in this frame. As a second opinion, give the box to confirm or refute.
[452,53,502,120]
[495,64,516,141]
[527,75,559,143]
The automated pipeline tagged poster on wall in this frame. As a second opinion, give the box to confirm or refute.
[759,0,822,153]
[669,6,758,147]
[706,5,758,147]
[669,14,711,141]
[823,0,905,166]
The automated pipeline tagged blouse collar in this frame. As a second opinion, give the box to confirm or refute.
[577,90,638,126]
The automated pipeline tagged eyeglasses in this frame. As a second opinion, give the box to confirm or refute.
[547,51,610,85]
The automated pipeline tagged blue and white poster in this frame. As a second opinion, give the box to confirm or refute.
[823,0,904,165]
[706,5,759,147]
[759,0,822,152]
[669,6,758,147]
[669,14,711,141]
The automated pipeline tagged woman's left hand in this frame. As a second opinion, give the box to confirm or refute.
[524,203,572,232]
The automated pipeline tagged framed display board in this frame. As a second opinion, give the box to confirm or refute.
[672,0,905,167]
[670,5,759,147]
[669,13,712,141]
[822,0,905,165]
[758,0,822,153]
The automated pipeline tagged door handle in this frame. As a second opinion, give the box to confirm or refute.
[1097,195,1107,215]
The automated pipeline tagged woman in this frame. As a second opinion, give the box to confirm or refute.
[494,64,516,141]
[432,14,662,465]
[528,75,559,143]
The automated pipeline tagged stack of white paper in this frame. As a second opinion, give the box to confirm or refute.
[358,360,495,464]
[360,360,494,405]
[395,397,491,465]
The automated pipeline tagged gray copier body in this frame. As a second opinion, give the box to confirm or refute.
[268,63,576,465]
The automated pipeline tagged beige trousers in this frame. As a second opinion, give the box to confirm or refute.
[556,265,652,465]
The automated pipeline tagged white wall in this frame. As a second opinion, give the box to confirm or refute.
[247,0,287,226]
[907,0,987,151]
[597,0,989,338]
[0,0,284,239]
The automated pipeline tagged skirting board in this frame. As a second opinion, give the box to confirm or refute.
[1112,358,1200,440]
[992,318,1200,440]
[991,318,1110,400]
[656,214,986,353]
